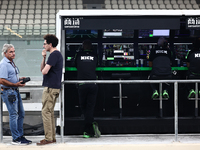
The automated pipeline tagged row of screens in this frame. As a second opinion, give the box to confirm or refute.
[66,29,199,39]
[65,43,191,67]
[66,43,191,61]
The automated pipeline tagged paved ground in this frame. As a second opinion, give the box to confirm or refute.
[0,134,200,150]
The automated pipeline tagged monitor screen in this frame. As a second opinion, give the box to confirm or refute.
[138,44,157,59]
[65,43,98,67]
[103,29,134,38]
[139,29,170,38]
[174,43,192,61]
[103,44,134,61]
[174,29,200,38]
[139,29,153,38]
[153,29,170,37]
[66,30,98,38]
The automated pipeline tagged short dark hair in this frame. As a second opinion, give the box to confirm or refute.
[43,34,58,48]
[157,37,168,48]
[82,39,92,50]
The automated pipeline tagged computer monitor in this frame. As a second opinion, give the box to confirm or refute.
[174,43,192,62]
[65,43,98,67]
[139,29,170,38]
[153,29,170,37]
[103,29,134,38]
[66,30,98,38]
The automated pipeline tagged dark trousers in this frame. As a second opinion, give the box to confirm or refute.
[187,74,200,92]
[149,74,172,92]
[78,84,98,134]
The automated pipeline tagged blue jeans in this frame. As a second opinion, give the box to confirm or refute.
[1,89,25,140]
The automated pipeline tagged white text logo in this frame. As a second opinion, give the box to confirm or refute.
[81,56,94,60]
[64,18,81,28]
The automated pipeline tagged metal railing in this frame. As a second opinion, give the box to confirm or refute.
[0,79,200,143]
[61,79,200,142]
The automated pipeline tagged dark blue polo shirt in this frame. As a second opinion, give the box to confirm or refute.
[42,50,63,89]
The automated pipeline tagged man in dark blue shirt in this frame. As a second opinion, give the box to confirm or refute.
[75,39,100,138]
[37,34,63,145]
[149,37,172,99]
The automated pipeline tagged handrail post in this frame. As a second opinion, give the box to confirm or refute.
[195,82,198,117]
[174,81,178,142]
[159,82,163,117]
[0,92,3,143]
[61,83,64,143]
[119,82,122,118]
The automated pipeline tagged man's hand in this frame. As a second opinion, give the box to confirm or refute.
[1,78,25,87]
[42,49,47,58]
[16,81,25,87]
[19,77,25,80]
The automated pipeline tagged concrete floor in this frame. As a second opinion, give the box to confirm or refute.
[0,134,200,150]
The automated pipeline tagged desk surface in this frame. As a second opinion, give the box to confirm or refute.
[65,67,188,71]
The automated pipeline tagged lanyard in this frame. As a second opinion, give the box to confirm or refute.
[9,61,19,80]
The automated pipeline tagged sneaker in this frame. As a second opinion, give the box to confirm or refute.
[37,139,53,146]
[92,122,101,138]
[11,137,29,145]
[83,132,92,138]
[152,90,159,99]
[163,90,169,99]
[11,138,21,145]
[20,136,32,144]
[188,89,196,98]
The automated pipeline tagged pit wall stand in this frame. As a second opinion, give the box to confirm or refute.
[188,82,199,117]
[113,79,128,118]
[153,83,168,118]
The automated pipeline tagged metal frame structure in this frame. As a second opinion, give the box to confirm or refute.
[60,79,200,142]
[0,79,200,143]
[55,10,200,142]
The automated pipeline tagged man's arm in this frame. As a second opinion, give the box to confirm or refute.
[41,64,52,75]
[149,61,153,67]
[40,49,47,72]
[148,48,154,67]
[40,57,46,72]
[187,62,190,67]
[1,78,25,87]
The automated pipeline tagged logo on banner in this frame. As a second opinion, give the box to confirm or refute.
[187,17,200,28]
[64,18,82,28]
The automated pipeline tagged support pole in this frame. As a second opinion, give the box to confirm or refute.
[195,82,198,117]
[174,82,178,142]
[159,83,163,118]
[119,83,122,118]
[0,92,3,143]
[61,83,64,143]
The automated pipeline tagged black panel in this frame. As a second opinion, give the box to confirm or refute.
[62,14,200,135]
[63,16,180,30]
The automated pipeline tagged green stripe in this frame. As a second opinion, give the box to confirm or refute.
[65,67,188,71]
[107,57,114,60]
